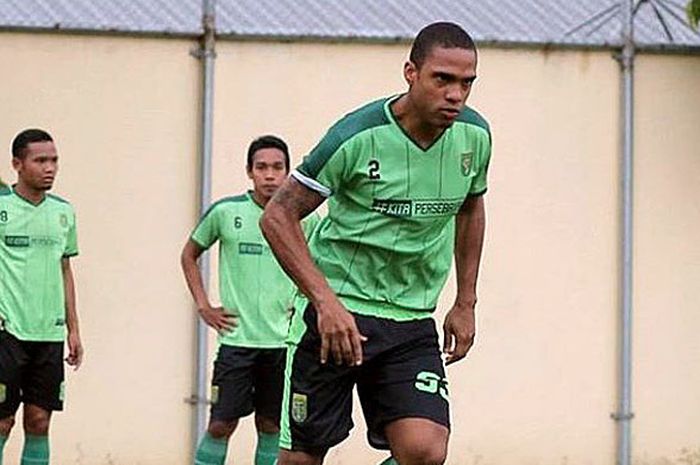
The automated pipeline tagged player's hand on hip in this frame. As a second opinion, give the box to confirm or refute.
[442,304,476,365]
[65,330,84,370]
[316,298,367,366]
[199,306,237,334]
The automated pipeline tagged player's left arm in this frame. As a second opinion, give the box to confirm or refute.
[62,257,83,369]
[443,194,485,365]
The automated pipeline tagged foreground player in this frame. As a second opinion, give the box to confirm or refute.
[181,136,319,465]
[261,22,492,465]
[0,129,83,465]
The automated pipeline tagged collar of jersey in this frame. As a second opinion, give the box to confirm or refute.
[11,184,47,207]
[383,93,449,153]
[247,190,265,211]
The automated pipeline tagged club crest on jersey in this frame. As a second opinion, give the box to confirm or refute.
[461,152,474,176]
[292,392,308,423]
[59,213,69,228]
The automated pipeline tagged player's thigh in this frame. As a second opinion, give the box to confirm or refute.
[0,330,25,419]
[357,318,450,450]
[210,345,257,422]
[252,348,286,425]
[23,340,64,414]
[280,305,356,453]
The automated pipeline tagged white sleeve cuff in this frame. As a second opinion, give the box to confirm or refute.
[291,170,332,197]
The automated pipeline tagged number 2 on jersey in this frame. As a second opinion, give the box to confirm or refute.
[368,159,381,180]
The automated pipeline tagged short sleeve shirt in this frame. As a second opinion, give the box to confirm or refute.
[191,191,320,348]
[0,186,78,341]
[292,95,492,321]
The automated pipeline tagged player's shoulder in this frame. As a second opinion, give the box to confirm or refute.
[46,192,75,211]
[206,192,250,214]
[456,106,491,139]
[0,186,11,208]
[326,97,392,144]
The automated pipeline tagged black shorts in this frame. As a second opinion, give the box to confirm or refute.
[280,305,450,452]
[210,345,286,423]
[0,330,65,418]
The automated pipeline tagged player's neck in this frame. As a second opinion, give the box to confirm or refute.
[391,95,443,150]
[250,189,271,208]
[13,181,46,205]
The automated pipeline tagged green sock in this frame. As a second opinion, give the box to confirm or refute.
[0,434,8,465]
[378,457,399,465]
[194,433,228,465]
[254,431,279,465]
[21,434,49,465]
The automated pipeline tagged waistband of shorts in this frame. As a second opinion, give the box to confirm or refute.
[339,296,434,322]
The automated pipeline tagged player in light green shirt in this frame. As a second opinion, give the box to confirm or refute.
[261,23,490,465]
[181,135,319,465]
[0,129,83,465]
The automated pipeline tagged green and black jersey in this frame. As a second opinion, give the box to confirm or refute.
[292,95,492,321]
[0,186,78,341]
[191,191,320,348]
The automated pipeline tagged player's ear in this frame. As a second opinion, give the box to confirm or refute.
[246,166,253,180]
[11,156,22,172]
[404,60,417,87]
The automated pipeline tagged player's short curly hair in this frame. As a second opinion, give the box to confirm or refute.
[246,135,290,172]
[410,22,476,68]
[11,128,53,159]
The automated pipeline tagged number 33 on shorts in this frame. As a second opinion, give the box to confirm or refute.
[414,371,449,401]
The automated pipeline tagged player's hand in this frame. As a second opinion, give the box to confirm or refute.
[442,304,476,366]
[65,330,84,370]
[199,306,237,334]
[315,298,367,366]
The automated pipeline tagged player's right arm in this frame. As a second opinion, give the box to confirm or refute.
[180,239,236,333]
[260,178,365,366]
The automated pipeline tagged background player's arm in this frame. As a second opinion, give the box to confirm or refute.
[180,239,236,333]
[62,257,83,369]
[443,195,485,365]
[260,177,366,366]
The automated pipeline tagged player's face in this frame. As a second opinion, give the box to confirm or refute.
[405,46,478,129]
[13,141,59,192]
[247,147,288,201]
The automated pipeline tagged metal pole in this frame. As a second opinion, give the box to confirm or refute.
[613,1,635,465]
[192,0,216,451]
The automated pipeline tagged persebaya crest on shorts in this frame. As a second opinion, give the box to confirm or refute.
[191,191,320,348]
[0,186,78,342]
[292,95,492,319]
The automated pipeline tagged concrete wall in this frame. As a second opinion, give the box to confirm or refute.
[0,33,200,464]
[0,32,698,465]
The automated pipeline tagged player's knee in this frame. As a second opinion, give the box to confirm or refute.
[0,416,16,436]
[277,455,317,465]
[23,413,50,435]
[399,442,447,465]
[277,449,324,465]
[207,419,238,439]
[254,414,279,434]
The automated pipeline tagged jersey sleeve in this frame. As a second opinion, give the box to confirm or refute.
[292,125,349,197]
[64,211,79,257]
[469,134,492,196]
[190,204,221,249]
